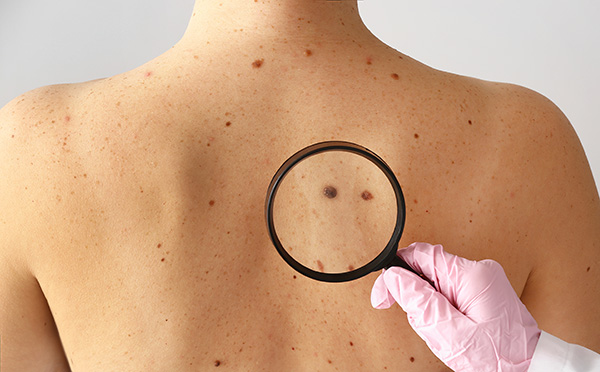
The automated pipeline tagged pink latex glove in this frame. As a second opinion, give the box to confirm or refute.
[371,242,541,372]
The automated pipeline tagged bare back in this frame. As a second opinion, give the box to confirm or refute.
[1,36,599,371]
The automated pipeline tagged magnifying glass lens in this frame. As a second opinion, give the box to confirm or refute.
[272,150,398,274]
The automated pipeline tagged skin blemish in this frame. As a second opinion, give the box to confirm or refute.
[64,116,71,122]
[304,49,313,57]
[157,243,162,248]
[214,360,221,367]
[468,120,473,125]
[366,56,373,65]
[209,200,215,206]
[161,258,165,262]
[293,275,297,279]
[391,73,400,80]
[323,186,337,199]
[350,341,354,346]
[145,71,153,78]
[410,357,415,363]
[252,59,264,68]
[317,260,325,272]
[587,266,591,272]
[361,191,374,201]
[414,133,419,139]
[225,121,232,127]
[348,265,355,271]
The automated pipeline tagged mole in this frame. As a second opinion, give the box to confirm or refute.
[587,266,591,272]
[391,73,400,80]
[361,191,374,201]
[252,59,264,68]
[304,49,313,57]
[317,260,325,272]
[414,133,419,139]
[410,357,415,363]
[323,186,337,199]
[225,121,232,127]
[214,360,221,367]
[209,200,215,206]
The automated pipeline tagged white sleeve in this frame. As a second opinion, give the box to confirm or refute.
[528,331,600,372]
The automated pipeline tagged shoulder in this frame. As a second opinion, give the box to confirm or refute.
[0,84,76,370]
[0,83,85,261]
[474,80,600,349]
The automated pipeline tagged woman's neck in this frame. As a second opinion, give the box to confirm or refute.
[180,0,377,48]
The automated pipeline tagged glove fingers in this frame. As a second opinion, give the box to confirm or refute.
[382,267,469,327]
[381,267,477,358]
[397,242,477,299]
[370,270,397,309]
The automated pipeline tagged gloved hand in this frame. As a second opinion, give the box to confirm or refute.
[371,242,541,372]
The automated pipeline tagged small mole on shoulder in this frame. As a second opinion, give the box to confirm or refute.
[304,49,313,57]
[252,59,264,68]
[361,191,373,201]
[214,360,221,367]
[209,200,215,206]
[410,356,415,362]
[391,73,399,80]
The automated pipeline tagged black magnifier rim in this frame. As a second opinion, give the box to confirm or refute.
[265,141,406,283]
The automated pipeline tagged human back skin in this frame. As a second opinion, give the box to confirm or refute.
[1,1,599,371]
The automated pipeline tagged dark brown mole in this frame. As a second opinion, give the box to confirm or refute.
[410,357,415,363]
[468,120,473,125]
[391,73,400,80]
[157,243,162,248]
[349,341,354,346]
[252,59,264,68]
[323,186,337,199]
[414,133,419,139]
[304,49,313,57]
[361,191,374,201]
[225,121,232,127]
[587,266,591,272]
[209,200,215,206]
[214,360,221,367]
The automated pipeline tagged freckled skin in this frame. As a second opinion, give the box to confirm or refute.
[4,1,599,371]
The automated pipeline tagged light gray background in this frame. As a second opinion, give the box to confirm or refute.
[1,0,598,187]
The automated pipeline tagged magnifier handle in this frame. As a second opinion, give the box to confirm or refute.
[386,255,436,289]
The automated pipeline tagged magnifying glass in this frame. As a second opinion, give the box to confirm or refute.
[265,141,433,284]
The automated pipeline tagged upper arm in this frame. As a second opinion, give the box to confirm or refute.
[0,91,71,371]
[499,85,600,351]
